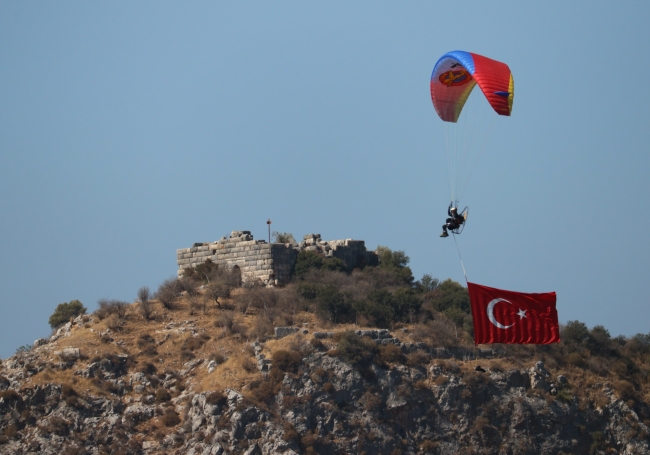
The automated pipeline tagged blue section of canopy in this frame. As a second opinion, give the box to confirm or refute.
[432,50,475,76]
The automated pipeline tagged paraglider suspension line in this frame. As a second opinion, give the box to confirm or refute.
[452,233,468,285]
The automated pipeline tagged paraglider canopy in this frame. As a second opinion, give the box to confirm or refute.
[430,51,514,123]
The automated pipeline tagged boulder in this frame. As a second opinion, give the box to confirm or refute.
[56,348,81,361]
[201,444,224,455]
[243,443,262,455]
[122,404,154,424]
[275,327,299,339]
[33,338,48,348]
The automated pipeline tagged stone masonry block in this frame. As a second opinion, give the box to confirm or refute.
[238,240,257,246]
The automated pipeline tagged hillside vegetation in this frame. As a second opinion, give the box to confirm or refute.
[1,246,649,454]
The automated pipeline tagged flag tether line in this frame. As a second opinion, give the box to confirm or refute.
[452,232,468,285]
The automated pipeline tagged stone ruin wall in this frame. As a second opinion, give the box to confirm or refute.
[177,231,377,285]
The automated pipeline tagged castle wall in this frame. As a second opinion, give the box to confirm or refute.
[177,231,376,285]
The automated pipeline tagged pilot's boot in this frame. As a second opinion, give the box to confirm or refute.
[440,231,449,238]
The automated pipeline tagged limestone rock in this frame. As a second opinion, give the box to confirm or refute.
[33,338,48,348]
[275,327,299,339]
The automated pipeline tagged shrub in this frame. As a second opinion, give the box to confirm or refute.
[335,331,377,366]
[393,288,421,322]
[250,316,274,340]
[361,390,382,411]
[562,320,590,345]
[137,286,153,320]
[315,286,351,323]
[556,388,573,404]
[137,333,156,349]
[613,380,636,401]
[416,274,440,293]
[137,286,150,304]
[155,278,180,310]
[205,281,233,308]
[105,314,123,331]
[49,300,87,328]
[61,384,77,398]
[155,388,171,403]
[209,352,226,364]
[283,422,299,443]
[205,391,227,406]
[188,297,206,315]
[180,350,195,362]
[414,380,428,390]
[183,259,219,283]
[375,246,413,284]
[138,362,157,375]
[41,416,70,436]
[15,344,32,355]
[565,352,586,368]
[378,344,404,364]
[182,337,203,352]
[249,380,276,404]
[241,357,257,373]
[358,289,397,328]
[95,299,129,320]
[272,350,302,373]
[310,337,324,350]
[176,276,199,296]
[215,310,235,333]
[294,250,346,277]
[235,286,278,315]
[587,325,613,356]
[589,431,605,455]
[406,351,430,367]
[420,279,470,317]
[162,408,180,427]
[272,231,296,244]
[421,440,438,451]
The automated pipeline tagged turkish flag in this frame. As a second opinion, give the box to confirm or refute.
[468,282,560,345]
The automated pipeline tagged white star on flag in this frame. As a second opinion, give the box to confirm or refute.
[517,309,527,319]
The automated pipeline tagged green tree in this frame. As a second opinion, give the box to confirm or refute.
[562,320,590,345]
[589,325,612,355]
[362,289,397,328]
[393,288,421,321]
[376,246,409,268]
[422,279,470,315]
[294,250,346,277]
[315,285,351,323]
[49,300,87,328]
[416,274,440,293]
[375,246,414,285]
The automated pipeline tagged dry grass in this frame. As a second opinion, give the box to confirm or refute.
[26,287,640,425]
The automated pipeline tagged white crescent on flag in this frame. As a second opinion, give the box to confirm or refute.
[487,298,514,329]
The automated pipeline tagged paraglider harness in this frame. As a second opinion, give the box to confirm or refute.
[441,202,468,237]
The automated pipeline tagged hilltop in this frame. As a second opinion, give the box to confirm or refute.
[1,245,649,454]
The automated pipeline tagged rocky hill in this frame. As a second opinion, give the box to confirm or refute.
[1,249,649,455]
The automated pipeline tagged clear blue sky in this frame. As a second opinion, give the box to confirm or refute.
[1,1,648,358]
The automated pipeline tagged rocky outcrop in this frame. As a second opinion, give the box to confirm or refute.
[1,339,649,454]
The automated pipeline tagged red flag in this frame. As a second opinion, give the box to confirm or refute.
[468,282,560,345]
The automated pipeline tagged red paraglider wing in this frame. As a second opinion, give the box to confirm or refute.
[430,50,514,123]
